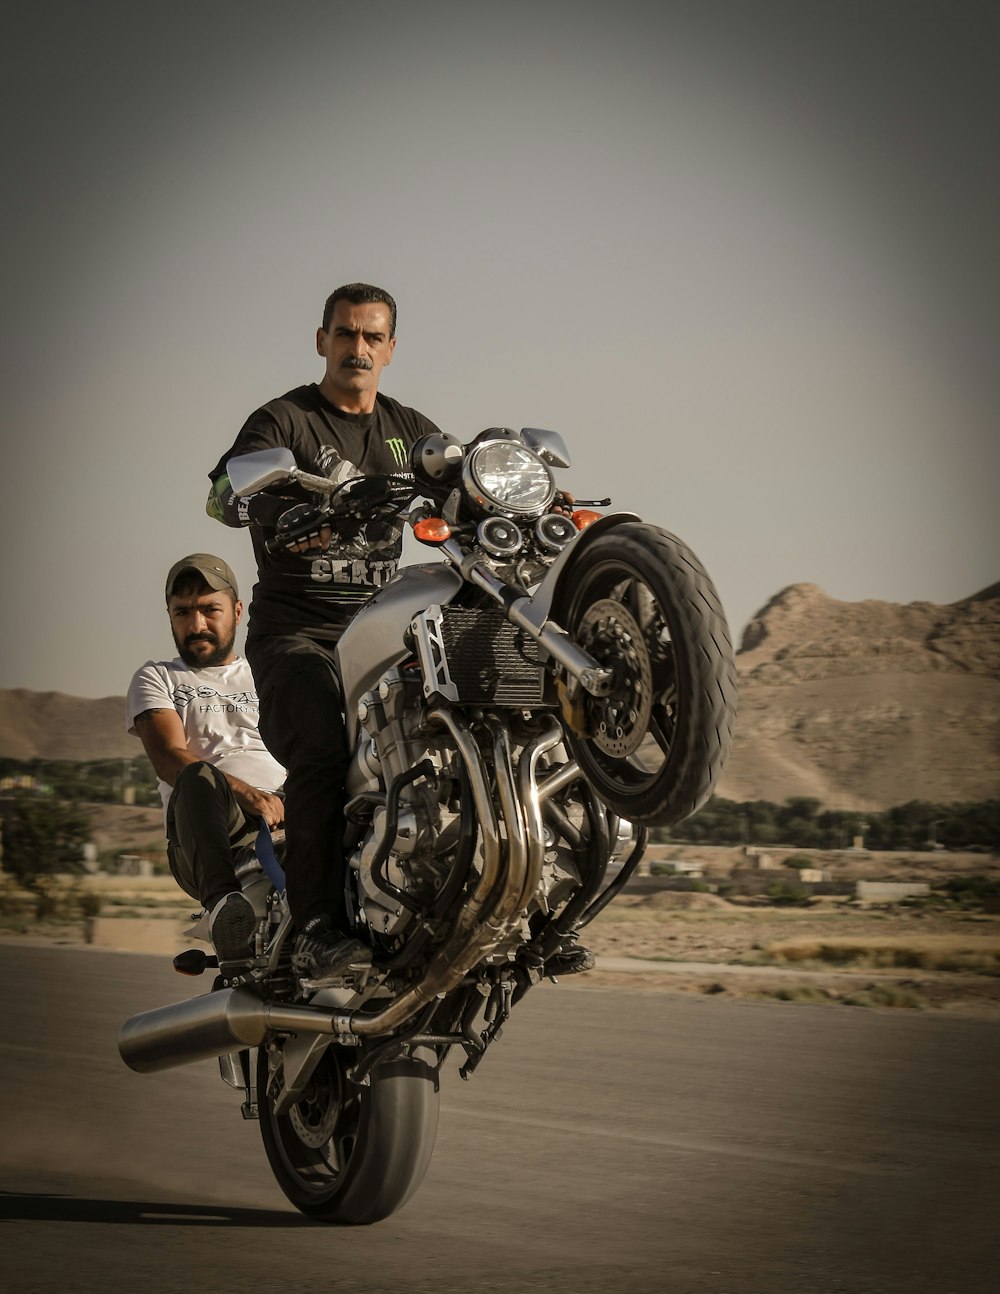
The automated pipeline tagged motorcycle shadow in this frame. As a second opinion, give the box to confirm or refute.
[0,1190,316,1227]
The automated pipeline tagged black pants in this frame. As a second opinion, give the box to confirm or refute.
[246,630,351,930]
[166,762,255,909]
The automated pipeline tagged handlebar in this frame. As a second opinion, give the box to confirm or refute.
[262,475,417,554]
[289,468,341,494]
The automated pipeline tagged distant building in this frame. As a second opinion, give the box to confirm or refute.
[663,860,705,878]
[743,850,781,870]
[0,775,45,793]
[855,881,931,900]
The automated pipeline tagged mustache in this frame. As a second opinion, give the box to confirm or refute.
[342,357,373,370]
[184,632,218,647]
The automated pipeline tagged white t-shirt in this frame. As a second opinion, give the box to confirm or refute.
[126,656,285,814]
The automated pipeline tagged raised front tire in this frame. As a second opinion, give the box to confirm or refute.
[554,522,737,825]
[258,1043,440,1224]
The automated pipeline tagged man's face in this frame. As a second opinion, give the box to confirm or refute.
[168,588,242,668]
[316,299,396,409]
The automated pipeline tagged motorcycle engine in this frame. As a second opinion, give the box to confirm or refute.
[346,666,624,955]
[346,667,462,944]
[352,798,457,940]
[351,789,589,951]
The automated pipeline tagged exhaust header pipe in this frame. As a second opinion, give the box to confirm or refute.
[120,718,570,1071]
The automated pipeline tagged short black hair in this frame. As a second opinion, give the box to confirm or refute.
[322,283,397,336]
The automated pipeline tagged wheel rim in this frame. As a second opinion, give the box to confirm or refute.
[265,1051,361,1197]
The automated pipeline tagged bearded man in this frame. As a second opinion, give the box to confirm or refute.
[125,553,285,970]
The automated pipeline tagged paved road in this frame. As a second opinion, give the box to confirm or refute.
[1,944,998,1294]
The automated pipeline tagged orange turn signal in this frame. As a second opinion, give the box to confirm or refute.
[413,516,453,543]
[571,509,602,531]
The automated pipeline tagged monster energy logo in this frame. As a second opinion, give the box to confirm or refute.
[385,437,408,468]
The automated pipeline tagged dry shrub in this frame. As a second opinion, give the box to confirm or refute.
[768,935,1000,974]
[638,891,730,911]
[842,983,926,1009]
[768,984,832,1004]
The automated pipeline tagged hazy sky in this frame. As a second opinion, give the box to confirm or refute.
[3,0,997,699]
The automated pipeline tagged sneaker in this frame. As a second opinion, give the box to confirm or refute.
[292,915,372,984]
[208,891,257,965]
[546,936,596,977]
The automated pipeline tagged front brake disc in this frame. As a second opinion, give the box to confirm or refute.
[577,598,653,757]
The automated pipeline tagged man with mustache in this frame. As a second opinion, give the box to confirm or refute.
[126,554,285,970]
[206,283,441,984]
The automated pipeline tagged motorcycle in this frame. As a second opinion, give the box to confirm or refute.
[119,426,737,1224]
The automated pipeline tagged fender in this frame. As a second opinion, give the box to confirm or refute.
[519,512,641,631]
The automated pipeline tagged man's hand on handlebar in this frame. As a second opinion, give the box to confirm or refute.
[273,502,335,553]
[339,475,397,508]
[268,476,411,554]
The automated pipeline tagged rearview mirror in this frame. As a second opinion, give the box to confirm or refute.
[521,428,571,469]
[227,447,297,496]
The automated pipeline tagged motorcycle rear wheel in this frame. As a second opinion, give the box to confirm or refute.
[554,522,737,825]
[258,1043,439,1224]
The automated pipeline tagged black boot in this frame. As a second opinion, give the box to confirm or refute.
[292,915,372,985]
[546,934,596,977]
[208,891,256,965]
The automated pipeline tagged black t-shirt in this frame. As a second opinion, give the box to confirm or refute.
[210,384,440,636]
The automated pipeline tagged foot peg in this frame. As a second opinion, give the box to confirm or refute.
[173,948,219,976]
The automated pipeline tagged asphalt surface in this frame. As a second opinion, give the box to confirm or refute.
[1,943,998,1294]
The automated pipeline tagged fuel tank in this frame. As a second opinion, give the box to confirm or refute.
[336,562,462,739]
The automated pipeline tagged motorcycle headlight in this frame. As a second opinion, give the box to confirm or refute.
[464,440,556,516]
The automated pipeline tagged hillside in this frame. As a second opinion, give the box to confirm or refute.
[0,690,135,761]
[717,581,1000,809]
[2,581,998,809]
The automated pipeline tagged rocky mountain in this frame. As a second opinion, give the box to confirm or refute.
[1,582,997,809]
[717,582,1000,810]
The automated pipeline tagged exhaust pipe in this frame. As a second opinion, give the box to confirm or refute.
[118,987,341,1074]
[121,720,569,1068]
[326,711,530,1040]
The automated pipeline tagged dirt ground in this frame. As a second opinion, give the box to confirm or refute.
[579,891,1000,1011]
[586,891,1000,964]
[4,833,999,1016]
[574,843,1000,1011]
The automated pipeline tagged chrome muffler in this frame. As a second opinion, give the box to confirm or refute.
[118,987,341,1074]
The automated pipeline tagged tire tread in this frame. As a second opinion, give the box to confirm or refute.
[556,522,737,825]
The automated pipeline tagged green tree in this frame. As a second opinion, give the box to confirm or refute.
[781,816,821,847]
[1,795,91,915]
[778,797,822,825]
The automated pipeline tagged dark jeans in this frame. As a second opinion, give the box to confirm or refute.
[166,762,255,909]
[246,630,351,930]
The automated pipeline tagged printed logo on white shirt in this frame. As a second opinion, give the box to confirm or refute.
[172,684,259,711]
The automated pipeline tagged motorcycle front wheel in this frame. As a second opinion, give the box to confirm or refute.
[258,1043,439,1224]
[554,522,737,825]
